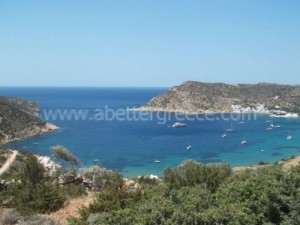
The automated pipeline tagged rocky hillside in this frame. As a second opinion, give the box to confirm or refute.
[138,81,300,114]
[0,96,58,144]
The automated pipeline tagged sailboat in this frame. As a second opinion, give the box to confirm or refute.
[266,118,274,130]
[270,118,275,128]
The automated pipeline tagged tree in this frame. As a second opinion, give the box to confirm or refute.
[50,145,79,171]
[23,155,45,186]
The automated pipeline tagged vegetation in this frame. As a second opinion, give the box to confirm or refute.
[50,145,80,171]
[70,160,300,225]
[0,96,46,143]
[0,155,85,215]
[2,146,300,224]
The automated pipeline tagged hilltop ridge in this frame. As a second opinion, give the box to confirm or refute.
[137,81,300,115]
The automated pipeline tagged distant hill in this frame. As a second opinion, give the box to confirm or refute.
[138,81,300,115]
[0,96,58,144]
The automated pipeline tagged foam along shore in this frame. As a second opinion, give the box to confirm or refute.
[0,122,59,145]
[42,122,59,132]
[129,105,299,117]
[270,113,299,118]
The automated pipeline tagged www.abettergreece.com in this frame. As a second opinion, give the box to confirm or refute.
[42,107,258,124]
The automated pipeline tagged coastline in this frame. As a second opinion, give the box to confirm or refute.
[232,156,300,173]
[0,122,59,145]
[129,106,299,118]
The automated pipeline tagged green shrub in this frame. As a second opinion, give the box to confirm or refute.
[164,160,232,192]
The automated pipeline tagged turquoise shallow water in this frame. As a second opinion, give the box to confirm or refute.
[1,87,300,177]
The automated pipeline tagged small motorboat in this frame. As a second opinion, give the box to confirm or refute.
[154,160,161,163]
[186,145,192,150]
[222,134,227,139]
[287,135,292,140]
[172,122,187,128]
[226,128,234,132]
[226,122,234,132]
[241,140,247,145]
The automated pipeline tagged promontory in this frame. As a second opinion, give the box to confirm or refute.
[137,81,300,116]
[0,96,58,144]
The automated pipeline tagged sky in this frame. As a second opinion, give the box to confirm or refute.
[0,0,300,87]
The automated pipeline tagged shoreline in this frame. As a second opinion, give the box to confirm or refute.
[2,146,299,178]
[0,122,59,145]
[129,106,299,118]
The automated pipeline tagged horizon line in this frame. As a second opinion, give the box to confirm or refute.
[0,86,169,89]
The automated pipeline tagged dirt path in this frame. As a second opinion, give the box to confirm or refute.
[45,192,96,225]
[0,150,18,176]
[281,156,300,171]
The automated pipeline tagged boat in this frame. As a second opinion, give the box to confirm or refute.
[287,135,292,140]
[186,145,192,150]
[241,140,247,145]
[154,160,161,163]
[226,128,234,132]
[226,122,234,132]
[265,120,271,123]
[270,118,275,127]
[266,127,273,131]
[270,118,280,128]
[222,133,227,139]
[172,122,187,128]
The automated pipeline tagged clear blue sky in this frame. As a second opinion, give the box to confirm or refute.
[0,0,299,87]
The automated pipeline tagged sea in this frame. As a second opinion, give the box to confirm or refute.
[1,87,300,177]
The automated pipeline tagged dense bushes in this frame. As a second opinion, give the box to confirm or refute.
[70,161,300,225]
[0,155,85,215]
[3,157,300,224]
[164,160,232,192]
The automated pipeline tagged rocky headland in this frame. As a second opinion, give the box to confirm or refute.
[137,81,300,116]
[0,96,58,144]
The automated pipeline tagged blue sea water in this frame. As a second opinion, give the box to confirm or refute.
[1,87,300,177]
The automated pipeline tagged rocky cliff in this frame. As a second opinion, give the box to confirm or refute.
[0,96,58,144]
[138,81,300,115]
